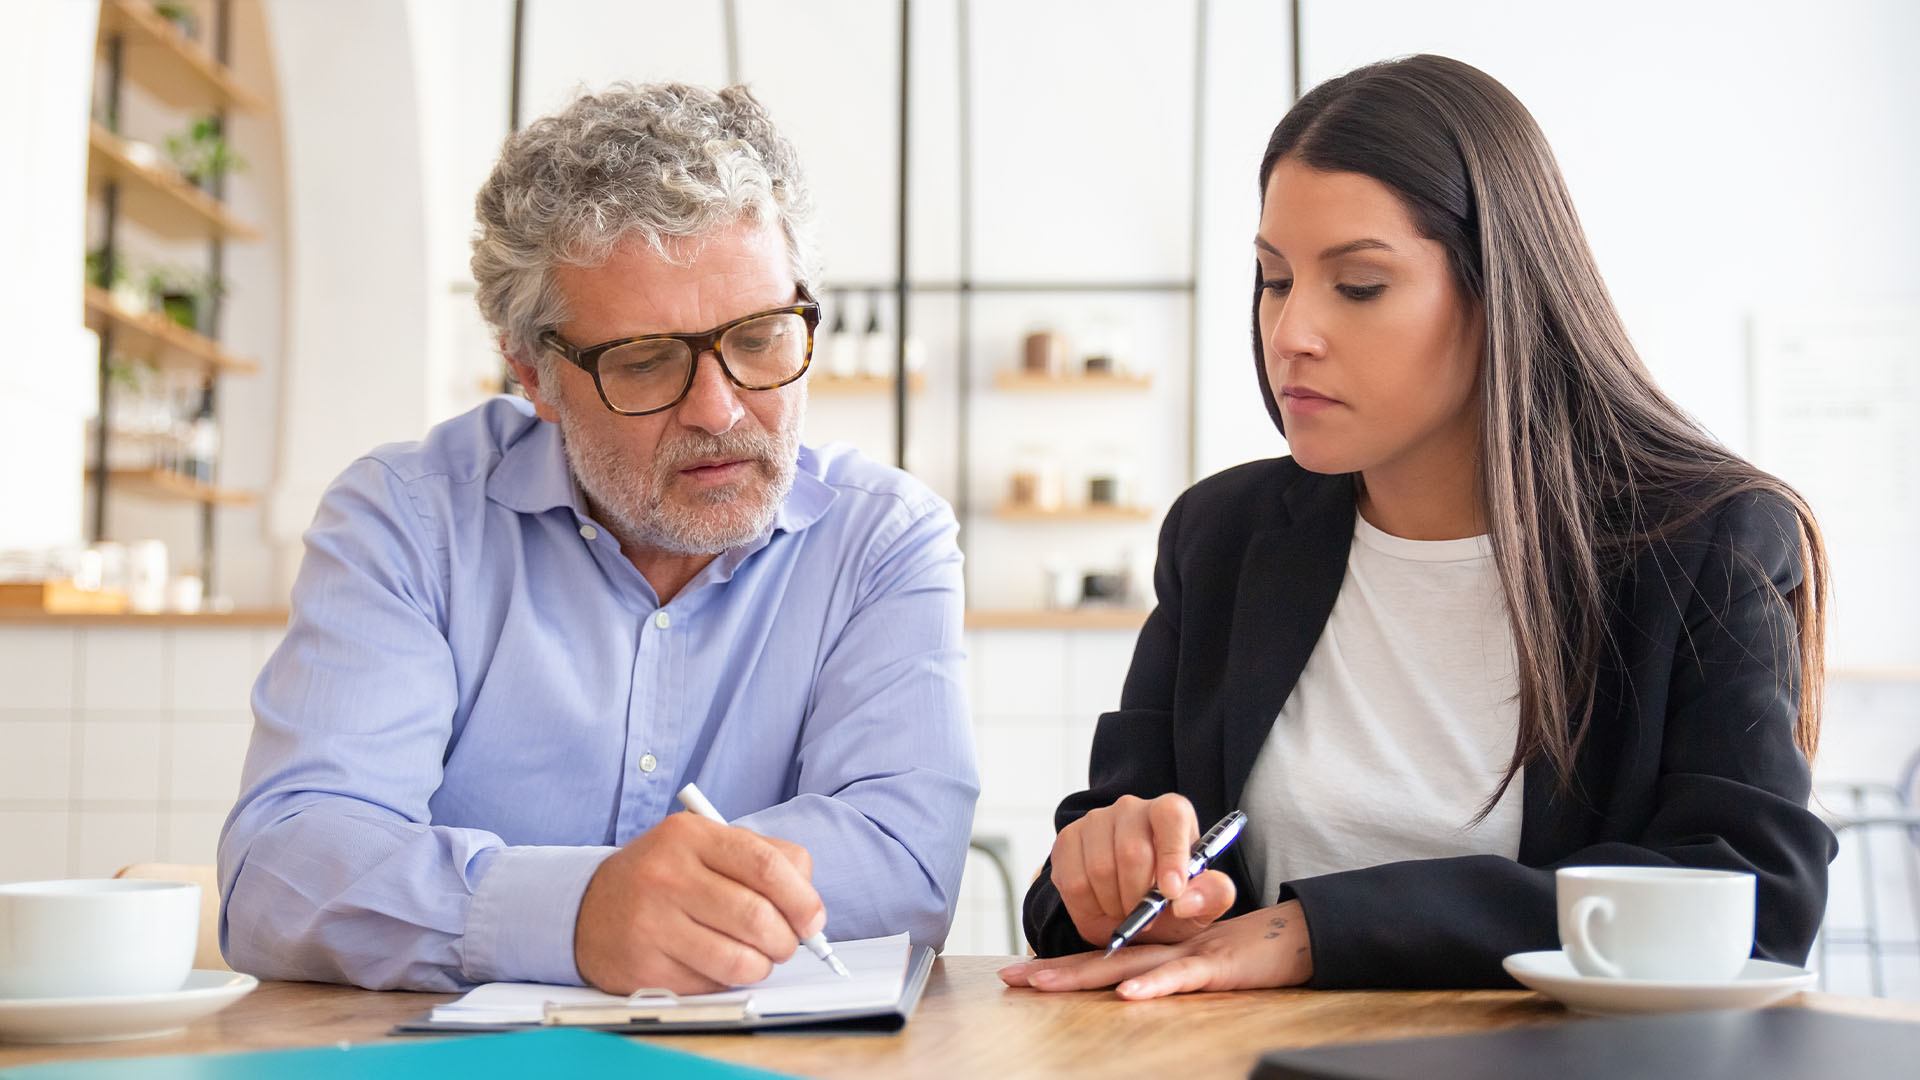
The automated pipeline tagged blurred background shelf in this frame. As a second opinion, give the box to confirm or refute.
[812,372,925,394]
[89,468,255,506]
[992,371,1154,392]
[0,608,288,626]
[86,123,258,242]
[83,285,258,375]
[993,504,1156,522]
[964,608,1149,630]
[95,0,263,114]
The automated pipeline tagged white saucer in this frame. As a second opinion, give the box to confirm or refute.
[0,970,257,1044]
[1502,950,1814,1016]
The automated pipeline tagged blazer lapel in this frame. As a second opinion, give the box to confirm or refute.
[1220,472,1356,809]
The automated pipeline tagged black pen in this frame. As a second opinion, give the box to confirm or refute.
[1104,810,1248,957]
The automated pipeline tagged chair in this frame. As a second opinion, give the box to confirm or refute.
[967,834,1024,956]
[114,862,228,972]
[1813,749,1920,998]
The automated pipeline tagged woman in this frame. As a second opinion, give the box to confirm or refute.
[1001,54,1834,998]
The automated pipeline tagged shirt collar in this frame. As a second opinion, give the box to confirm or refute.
[486,416,836,539]
[485,413,581,516]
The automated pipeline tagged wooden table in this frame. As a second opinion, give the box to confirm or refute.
[3,958,1916,1078]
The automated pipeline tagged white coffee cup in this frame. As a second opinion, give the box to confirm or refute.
[0,879,200,999]
[1555,866,1755,982]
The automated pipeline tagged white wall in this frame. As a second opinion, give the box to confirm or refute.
[0,2,99,555]
[260,0,432,575]
[1291,0,1920,454]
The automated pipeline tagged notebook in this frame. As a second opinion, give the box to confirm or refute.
[393,933,934,1035]
[0,1027,797,1079]
[1249,1007,1920,1080]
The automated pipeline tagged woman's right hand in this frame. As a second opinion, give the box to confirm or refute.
[1050,793,1238,950]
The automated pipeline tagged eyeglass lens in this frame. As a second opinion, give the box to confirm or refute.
[596,311,809,412]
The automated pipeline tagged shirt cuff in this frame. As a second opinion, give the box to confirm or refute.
[463,844,615,985]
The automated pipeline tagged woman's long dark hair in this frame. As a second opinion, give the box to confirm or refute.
[1252,55,1829,807]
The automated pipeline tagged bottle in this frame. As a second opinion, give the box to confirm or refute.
[823,292,858,378]
[186,386,219,487]
[861,290,895,379]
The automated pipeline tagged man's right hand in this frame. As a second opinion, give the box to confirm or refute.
[1050,793,1237,950]
[573,810,825,994]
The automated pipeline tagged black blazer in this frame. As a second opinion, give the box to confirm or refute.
[1023,457,1836,988]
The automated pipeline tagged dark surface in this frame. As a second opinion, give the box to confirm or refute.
[1251,1007,1920,1080]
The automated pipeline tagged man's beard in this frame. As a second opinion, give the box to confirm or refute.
[554,395,804,557]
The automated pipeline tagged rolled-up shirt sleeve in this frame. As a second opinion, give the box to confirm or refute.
[217,458,609,990]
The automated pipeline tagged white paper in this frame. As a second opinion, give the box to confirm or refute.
[431,932,910,1023]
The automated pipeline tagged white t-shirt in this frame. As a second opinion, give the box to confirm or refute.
[1240,512,1523,905]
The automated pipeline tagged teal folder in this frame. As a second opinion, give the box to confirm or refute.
[0,1027,798,1079]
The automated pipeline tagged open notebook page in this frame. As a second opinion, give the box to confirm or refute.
[431,933,910,1023]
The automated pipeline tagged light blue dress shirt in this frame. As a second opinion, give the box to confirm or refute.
[218,397,978,990]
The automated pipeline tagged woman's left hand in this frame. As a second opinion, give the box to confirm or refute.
[999,899,1313,1000]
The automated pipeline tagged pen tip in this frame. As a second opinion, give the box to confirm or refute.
[828,955,851,978]
[1104,943,1121,959]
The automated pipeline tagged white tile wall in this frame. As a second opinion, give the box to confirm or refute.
[168,722,253,805]
[164,809,230,866]
[0,626,276,887]
[0,721,72,801]
[169,629,260,712]
[79,629,168,711]
[1066,631,1136,719]
[72,809,164,878]
[0,811,69,881]
[77,719,165,803]
[0,628,75,709]
[973,723,1068,816]
[973,630,1069,718]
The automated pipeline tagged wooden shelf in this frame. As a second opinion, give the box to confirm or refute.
[812,372,926,394]
[87,123,258,242]
[993,503,1156,522]
[994,371,1153,392]
[966,608,1149,630]
[0,608,287,627]
[83,284,257,375]
[90,468,255,506]
[96,0,264,114]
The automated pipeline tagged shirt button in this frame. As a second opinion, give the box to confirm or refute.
[579,524,598,541]
[653,610,671,630]
[638,752,658,774]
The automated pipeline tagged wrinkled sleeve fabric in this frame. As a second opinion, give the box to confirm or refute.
[217,458,610,991]
[1283,492,1836,988]
[1022,492,1188,957]
[734,496,978,949]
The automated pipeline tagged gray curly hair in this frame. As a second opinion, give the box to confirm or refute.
[471,82,820,375]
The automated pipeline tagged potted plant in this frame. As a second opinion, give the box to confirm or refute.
[152,2,200,42]
[144,266,226,334]
[165,116,246,190]
[86,249,150,315]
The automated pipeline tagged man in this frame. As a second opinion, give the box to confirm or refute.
[219,83,978,994]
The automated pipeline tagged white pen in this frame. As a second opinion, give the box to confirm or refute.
[675,782,851,979]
